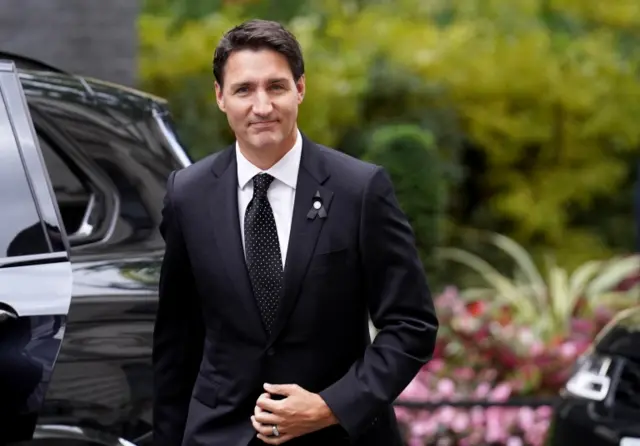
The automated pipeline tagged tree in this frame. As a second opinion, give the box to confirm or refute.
[138,0,640,269]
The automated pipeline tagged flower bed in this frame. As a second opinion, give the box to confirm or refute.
[393,239,639,445]
[394,286,618,445]
[395,403,553,446]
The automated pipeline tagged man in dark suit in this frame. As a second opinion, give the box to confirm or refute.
[152,19,438,446]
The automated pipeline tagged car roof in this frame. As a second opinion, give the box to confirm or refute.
[0,50,167,117]
[17,68,167,119]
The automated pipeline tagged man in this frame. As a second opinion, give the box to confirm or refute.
[153,19,438,446]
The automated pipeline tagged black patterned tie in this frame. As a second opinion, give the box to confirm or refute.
[244,173,283,333]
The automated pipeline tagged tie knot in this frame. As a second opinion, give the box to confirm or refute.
[253,173,275,197]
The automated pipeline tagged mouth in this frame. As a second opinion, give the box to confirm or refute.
[250,120,278,128]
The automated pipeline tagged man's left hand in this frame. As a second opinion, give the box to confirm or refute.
[250,383,338,444]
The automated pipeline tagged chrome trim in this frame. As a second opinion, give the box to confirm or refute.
[0,62,65,252]
[152,108,192,167]
[566,355,613,401]
[0,308,18,322]
[0,251,68,266]
[0,260,72,316]
[0,60,16,72]
[32,424,138,446]
[69,192,96,240]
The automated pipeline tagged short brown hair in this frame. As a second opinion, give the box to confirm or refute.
[213,19,305,88]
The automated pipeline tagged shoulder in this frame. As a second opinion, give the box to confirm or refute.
[311,142,390,199]
[170,146,231,193]
[315,143,381,185]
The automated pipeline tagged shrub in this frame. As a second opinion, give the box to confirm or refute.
[362,125,449,279]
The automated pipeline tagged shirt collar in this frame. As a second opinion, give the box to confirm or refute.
[236,128,302,191]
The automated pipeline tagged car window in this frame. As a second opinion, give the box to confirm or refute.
[33,100,155,231]
[38,133,92,236]
[0,91,50,257]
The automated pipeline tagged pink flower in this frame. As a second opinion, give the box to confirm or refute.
[560,342,578,359]
[435,287,465,312]
[436,406,457,425]
[451,412,470,433]
[535,405,552,419]
[525,422,550,446]
[489,382,512,401]
[476,382,494,399]
[507,436,524,446]
[470,406,485,428]
[393,407,413,423]
[530,340,545,356]
[453,367,475,381]
[485,408,506,443]
[410,417,438,437]
[517,407,535,431]
[436,378,456,399]
[400,378,430,401]
[427,358,445,373]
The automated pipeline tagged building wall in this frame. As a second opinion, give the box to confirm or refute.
[0,0,139,86]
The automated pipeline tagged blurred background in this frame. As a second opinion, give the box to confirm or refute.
[3,0,639,444]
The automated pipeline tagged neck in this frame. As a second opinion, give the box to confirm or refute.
[238,129,298,170]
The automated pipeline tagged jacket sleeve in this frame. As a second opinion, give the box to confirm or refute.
[319,166,439,440]
[152,170,205,446]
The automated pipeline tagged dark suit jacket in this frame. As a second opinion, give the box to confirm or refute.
[152,135,438,446]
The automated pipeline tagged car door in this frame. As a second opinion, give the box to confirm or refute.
[0,60,73,443]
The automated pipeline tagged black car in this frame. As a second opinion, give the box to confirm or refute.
[547,305,640,446]
[0,54,191,445]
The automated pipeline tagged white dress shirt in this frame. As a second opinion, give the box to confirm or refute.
[236,129,302,268]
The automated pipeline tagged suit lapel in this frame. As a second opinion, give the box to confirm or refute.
[267,137,333,346]
[209,147,267,342]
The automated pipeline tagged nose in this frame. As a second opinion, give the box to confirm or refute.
[252,91,273,116]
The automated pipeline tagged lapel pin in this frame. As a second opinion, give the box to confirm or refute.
[307,191,328,220]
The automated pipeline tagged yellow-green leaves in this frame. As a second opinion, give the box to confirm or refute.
[438,232,640,340]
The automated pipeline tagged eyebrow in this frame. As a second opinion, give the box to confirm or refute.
[229,78,290,90]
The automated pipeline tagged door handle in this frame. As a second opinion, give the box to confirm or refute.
[0,308,18,322]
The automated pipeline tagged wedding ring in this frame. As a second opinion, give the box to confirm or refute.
[272,425,280,437]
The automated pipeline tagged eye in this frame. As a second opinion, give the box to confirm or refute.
[235,86,249,95]
[270,84,285,91]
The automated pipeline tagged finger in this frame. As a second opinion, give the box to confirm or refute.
[254,407,283,425]
[250,416,276,437]
[257,393,282,413]
[256,392,274,408]
[257,433,294,445]
[256,392,273,406]
[264,383,300,396]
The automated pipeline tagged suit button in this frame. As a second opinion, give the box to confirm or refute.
[267,348,275,357]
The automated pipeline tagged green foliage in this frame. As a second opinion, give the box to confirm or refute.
[137,0,640,272]
[363,125,448,279]
[142,0,313,22]
[438,232,640,341]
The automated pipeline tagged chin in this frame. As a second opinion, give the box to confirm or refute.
[249,132,284,148]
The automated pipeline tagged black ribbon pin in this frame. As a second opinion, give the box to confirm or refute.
[307,191,327,220]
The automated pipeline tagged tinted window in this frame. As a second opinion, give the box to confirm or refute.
[0,92,49,257]
[38,133,91,235]
[34,99,155,231]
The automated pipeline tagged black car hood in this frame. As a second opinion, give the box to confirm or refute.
[596,305,640,361]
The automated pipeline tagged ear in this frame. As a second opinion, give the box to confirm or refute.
[295,74,305,104]
[214,82,226,112]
